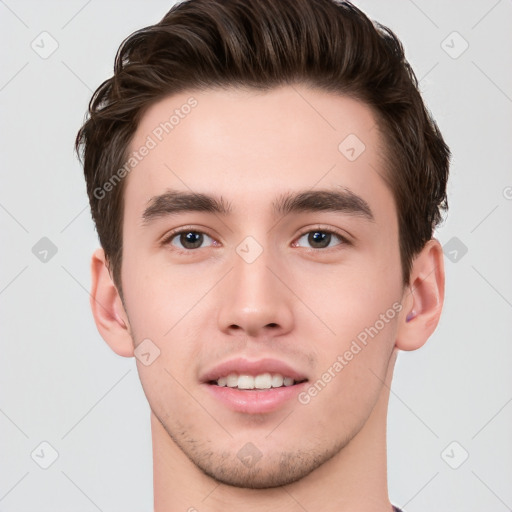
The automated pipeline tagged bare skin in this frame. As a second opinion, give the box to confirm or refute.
[89,85,444,511]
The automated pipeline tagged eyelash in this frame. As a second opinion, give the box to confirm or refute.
[294,227,352,250]
[161,225,352,254]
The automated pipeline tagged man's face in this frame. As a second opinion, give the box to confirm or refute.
[120,85,406,488]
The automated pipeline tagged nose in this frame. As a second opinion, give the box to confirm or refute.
[216,241,294,339]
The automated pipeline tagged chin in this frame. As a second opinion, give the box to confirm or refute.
[188,442,347,489]
[199,458,315,489]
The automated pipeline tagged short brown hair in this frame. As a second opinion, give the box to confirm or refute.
[76,0,450,295]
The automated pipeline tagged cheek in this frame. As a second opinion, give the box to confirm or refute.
[299,314,399,432]
[299,256,402,403]
[298,253,402,339]
[135,354,209,435]
[121,249,211,370]
[126,296,207,423]
[121,248,193,336]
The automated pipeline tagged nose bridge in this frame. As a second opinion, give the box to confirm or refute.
[235,236,275,299]
[217,234,294,337]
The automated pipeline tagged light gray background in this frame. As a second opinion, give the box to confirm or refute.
[1,1,511,511]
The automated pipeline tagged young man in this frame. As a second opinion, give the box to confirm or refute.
[76,0,450,510]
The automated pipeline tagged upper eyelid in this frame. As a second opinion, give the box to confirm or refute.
[161,225,215,241]
[294,228,351,247]
[296,226,350,240]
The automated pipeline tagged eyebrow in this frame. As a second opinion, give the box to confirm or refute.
[141,187,375,225]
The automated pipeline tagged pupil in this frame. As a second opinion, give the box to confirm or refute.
[309,231,330,248]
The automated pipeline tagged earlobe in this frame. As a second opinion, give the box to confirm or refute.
[90,248,134,358]
[396,238,445,351]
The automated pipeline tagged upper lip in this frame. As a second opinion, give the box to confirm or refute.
[200,357,308,383]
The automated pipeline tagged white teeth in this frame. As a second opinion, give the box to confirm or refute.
[226,374,238,387]
[237,375,254,389]
[254,373,272,389]
[216,373,298,389]
[271,374,284,387]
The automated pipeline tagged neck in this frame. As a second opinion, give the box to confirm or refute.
[153,353,397,512]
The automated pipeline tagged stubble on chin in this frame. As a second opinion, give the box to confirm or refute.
[154,410,353,489]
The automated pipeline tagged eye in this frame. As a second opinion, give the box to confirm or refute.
[161,226,351,253]
[293,228,350,250]
[163,229,217,251]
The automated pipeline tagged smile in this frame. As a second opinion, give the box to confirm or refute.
[201,358,309,413]
[212,373,306,389]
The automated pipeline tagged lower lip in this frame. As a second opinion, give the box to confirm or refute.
[204,382,308,414]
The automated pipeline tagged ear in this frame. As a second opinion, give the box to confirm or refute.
[395,238,445,351]
[90,248,134,357]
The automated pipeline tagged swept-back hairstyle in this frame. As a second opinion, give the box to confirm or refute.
[76,0,450,294]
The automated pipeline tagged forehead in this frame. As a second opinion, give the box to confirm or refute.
[123,85,395,226]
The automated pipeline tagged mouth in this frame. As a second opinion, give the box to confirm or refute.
[201,358,309,414]
[209,372,307,390]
